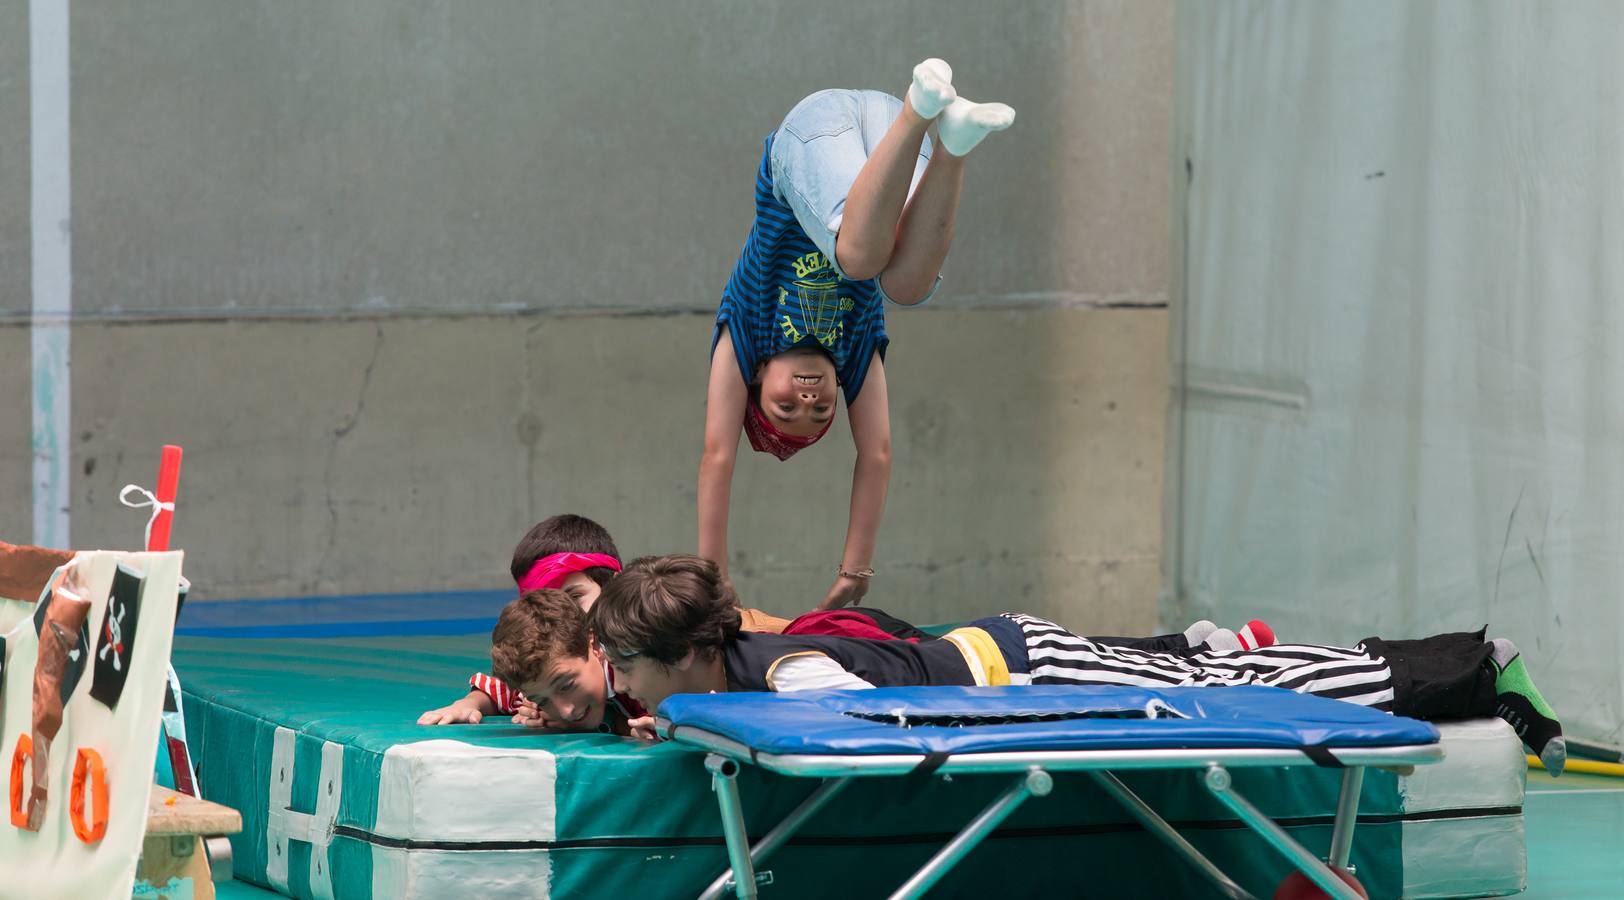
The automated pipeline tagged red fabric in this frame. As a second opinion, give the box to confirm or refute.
[516,552,622,594]
[1240,619,1276,650]
[469,672,521,714]
[743,401,831,461]
[782,610,920,643]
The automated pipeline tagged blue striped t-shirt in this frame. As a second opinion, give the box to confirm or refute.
[713,135,888,406]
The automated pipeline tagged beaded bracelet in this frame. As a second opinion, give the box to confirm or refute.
[836,566,876,580]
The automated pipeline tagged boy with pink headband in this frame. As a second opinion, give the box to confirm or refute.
[701,60,1016,611]
[418,514,792,726]
[417,515,631,725]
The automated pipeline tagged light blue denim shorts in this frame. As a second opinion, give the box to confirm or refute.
[770,89,934,289]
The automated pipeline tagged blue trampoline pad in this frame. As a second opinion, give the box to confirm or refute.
[659,684,1441,757]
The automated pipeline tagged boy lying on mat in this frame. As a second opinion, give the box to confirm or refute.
[418,513,792,727]
[471,589,1257,740]
[586,554,1568,775]
[423,514,1269,730]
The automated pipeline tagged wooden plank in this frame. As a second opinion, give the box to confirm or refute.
[146,785,242,836]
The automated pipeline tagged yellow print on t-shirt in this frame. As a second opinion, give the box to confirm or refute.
[777,251,852,350]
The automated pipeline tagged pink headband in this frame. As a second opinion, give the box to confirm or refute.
[517,552,623,594]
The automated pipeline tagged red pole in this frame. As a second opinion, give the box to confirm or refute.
[151,443,196,794]
[148,445,183,552]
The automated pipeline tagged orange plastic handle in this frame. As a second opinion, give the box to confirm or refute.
[9,734,32,829]
[71,748,109,843]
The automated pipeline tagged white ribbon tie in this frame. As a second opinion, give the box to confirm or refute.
[119,483,175,550]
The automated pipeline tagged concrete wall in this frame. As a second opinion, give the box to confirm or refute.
[0,0,25,320]
[2,2,1171,632]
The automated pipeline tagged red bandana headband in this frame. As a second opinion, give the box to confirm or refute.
[743,401,831,461]
[517,552,623,594]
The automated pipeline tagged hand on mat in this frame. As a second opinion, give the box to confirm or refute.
[510,699,557,728]
[817,574,869,610]
[417,700,484,725]
[626,716,660,741]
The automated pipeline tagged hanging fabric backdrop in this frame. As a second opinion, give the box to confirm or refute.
[1167,0,1623,744]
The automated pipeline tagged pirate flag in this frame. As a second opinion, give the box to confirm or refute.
[90,565,144,709]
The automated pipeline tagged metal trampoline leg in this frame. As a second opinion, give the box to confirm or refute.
[888,767,1054,900]
[1328,767,1365,870]
[1086,771,1256,900]
[699,775,854,900]
[706,754,759,900]
[1201,765,1364,900]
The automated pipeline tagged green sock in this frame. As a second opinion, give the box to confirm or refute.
[1490,638,1565,775]
[1491,641,1557,718]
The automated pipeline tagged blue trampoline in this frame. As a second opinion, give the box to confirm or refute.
[659,685,1445,900]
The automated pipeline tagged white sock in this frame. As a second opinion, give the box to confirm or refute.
[936,96,1016,157]
[1182,620,1217,647]
[1202,628,1243,652]
[1490,637,1519,670]
[907,58,956,120]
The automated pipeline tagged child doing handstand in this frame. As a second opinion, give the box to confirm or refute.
[701,60,1015,610]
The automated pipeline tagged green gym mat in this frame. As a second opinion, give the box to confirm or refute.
[173,633,1528,899]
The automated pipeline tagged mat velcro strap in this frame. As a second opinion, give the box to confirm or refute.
[1302,745,1345,768]
[910,751,951,776]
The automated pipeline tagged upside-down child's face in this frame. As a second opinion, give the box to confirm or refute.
[518,648,611,731]
[757,350,838,437]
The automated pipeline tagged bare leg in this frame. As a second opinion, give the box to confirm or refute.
[878,141,965,304]
[833,60,1014,293]
[834,98,935,281]
[878,97,1016,304]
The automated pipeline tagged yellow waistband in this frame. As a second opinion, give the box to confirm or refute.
[943,626,1012,687]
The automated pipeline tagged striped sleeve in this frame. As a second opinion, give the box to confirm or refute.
[468,672,521,715]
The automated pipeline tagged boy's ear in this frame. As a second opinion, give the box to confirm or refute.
[673,649,697,672]
[588,643,605,662]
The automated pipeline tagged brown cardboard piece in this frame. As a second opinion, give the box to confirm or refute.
[25,569,92,831]
[0,541,76,604]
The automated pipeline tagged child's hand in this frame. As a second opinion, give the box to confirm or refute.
[626,716,660,741]
[818,574,870,610]
[510,699,555,728]
[417,699,485,725]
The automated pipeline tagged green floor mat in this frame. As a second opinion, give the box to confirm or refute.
[172,633,1528,899]
[1521,769,1624,899]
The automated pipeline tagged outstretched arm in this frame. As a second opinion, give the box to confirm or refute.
[417,689,498,725]
[820,354,892,610]
[699,329,748,574]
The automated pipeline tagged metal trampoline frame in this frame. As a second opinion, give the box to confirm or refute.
[660,722,1444,900]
